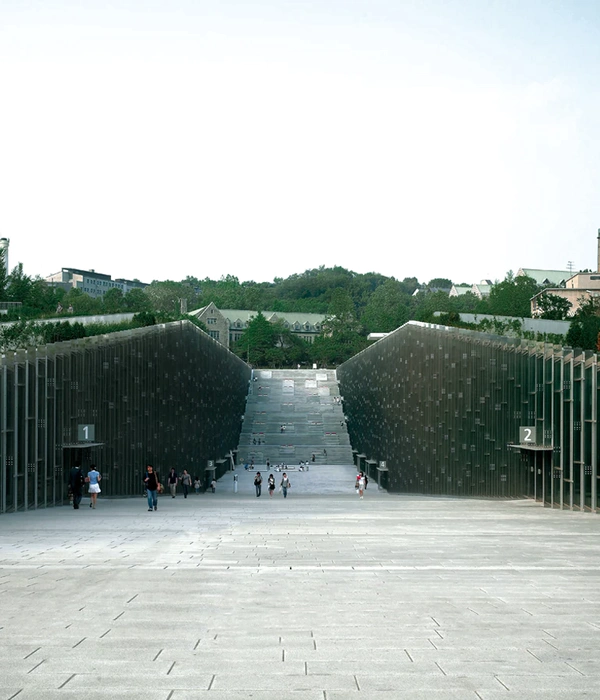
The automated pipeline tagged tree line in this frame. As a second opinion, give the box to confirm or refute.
[2,251,599,361]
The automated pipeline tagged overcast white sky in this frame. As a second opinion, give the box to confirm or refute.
[1,0,600,285]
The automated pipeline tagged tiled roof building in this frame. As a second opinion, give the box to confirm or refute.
[189,303,326,349]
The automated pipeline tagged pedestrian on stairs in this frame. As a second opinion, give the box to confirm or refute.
[254,471,263,497]
[357,471,366,499]
[280,473,291,498]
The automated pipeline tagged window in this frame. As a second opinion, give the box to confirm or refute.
[207,317,217,325]
[209,330,220,340]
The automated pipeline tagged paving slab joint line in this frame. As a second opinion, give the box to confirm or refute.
[27,659,44,674]
[495,676,510,691]
[58,674,76,689]
[7,690,22,700]
[565,661,585,676]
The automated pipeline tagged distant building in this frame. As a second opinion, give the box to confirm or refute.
[412,285,452,296]
[189,303,326,349]
[449,281,492,299]
[531,272,600,317]
[45,268,148,299]
[517,268,570,287]
[529,231,600,317]
[0,237,9,273]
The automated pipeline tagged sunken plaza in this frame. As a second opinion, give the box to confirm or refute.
[1,320,600,698]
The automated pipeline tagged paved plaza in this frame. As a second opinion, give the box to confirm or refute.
[2,465,600,699]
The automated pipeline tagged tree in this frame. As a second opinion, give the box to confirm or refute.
[270,319,309,366]
[566,298,600,350]
[313,289,369,365]
[310,332,369,366]
[413,290,454,322]
[322,288,360,335]
[103,288,124,314]
[6,263,34,304]
[361,279,410,333]
[144,281,198,314]
[63,287,102,315]
[535,292,572,320]
[427,278,453,289]
[233,312,276,366]
[124,287,152,312]
[487,274,539,317]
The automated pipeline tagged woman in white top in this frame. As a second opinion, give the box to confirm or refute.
[357,471,366,499]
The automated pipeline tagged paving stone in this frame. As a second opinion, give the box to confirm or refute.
[2,467,600,697]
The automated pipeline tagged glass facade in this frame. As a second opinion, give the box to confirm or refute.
[338,322,599,512]
[0,321,251,513]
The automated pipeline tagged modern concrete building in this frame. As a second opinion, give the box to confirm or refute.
[189,304,326,349]
[338,320,600,512]
[0,322,250,512]
[45,267,148,299]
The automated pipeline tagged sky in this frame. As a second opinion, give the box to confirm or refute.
[1,0,600,286]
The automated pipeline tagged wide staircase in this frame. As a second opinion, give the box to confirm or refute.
[237,369,353,466]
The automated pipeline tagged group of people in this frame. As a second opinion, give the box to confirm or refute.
[67,463,101,509]
[70,463,365,509]
[253,471,292,498]
[166,468,198,498]
[142,466,217,511]
[56,302,74,314]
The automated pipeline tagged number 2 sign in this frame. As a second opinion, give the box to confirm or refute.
[519,426,536,444]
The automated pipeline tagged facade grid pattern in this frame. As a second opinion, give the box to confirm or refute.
[0,321,251,513]
[337,321,599,512]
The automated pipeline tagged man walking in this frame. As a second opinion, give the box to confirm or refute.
[167,468,178,498]
[69,462,85,509]
[144,465,161,511]
[280,473,291,498]
[181,470,192,498]
[254,471,263,497]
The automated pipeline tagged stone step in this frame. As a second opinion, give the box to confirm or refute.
[238,369,353,465]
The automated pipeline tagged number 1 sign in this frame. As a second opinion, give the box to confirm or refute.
[78,424,95,441]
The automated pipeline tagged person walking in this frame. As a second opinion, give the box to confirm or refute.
[181,470,192,498]
[144,465,161,511]
[267,473,275,497]
[68,462,85,509]
[357,471,366,499]
[280,473,291,498]
[254,471,263,497]
[194,477,201,494]
[167,468,178,498]
[86,464,101,509]
[210,478,217,493]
